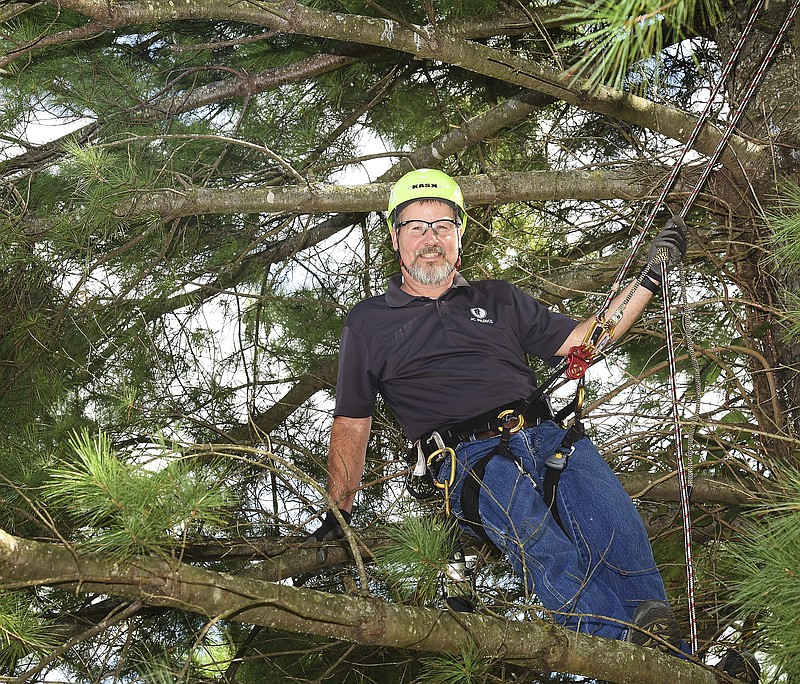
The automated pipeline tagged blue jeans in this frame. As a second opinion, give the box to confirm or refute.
[439,421,668,640]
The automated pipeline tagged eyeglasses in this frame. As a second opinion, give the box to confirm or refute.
[395,218,460,237]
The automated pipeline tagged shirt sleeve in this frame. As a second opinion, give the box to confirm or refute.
[511,284,577,365]
[333,316,379,418]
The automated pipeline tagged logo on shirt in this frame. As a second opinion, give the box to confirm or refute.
[469,307,494,324]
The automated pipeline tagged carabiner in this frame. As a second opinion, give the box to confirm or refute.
[426,432,457,516]
[575,382,585,413]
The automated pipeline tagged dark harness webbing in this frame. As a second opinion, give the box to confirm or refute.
[458,428,516,543]
[541,420,584,532]
[458,418,584,541]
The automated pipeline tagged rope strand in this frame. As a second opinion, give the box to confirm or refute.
[598,0,765,318]
[577,0,800,654]
[661,0,800,654]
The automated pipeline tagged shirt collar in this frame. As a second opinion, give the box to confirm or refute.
[385,272,470,307]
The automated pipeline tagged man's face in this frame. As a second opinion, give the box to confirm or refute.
[392,199,460,287]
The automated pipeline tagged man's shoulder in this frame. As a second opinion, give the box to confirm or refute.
[467,278,519,297]
[344,293,390,324]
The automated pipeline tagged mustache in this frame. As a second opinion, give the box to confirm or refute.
[415,246,445,258]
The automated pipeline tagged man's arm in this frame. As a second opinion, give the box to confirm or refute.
[554,217,687,357]
[327,415,372,512]
[554,279,654,356]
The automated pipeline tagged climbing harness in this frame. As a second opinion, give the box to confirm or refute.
[457,408,528,543]
[407,382,582,541]
[543,381,586,533]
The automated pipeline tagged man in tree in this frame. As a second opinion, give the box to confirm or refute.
[310,168,711,660]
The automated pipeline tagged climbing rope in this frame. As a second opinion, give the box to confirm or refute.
[604,0,766,314]
[563,0,800,654]
[661,0,800,653]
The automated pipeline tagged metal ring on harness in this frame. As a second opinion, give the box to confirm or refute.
[496,409,524,433]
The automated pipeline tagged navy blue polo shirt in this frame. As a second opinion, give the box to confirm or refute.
[334,274,577,441]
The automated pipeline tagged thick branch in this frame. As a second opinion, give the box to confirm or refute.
[0,528,716,684]
[620,471,757,506]
[44,0,762,168]
[226,357,338,442]
[136,53,357,121]
[124,169,652,220]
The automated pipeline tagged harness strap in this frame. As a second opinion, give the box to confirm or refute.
[411,373,586,540]
[430,395,555,449]
[542,420,585,533]
[458,429,516,544]
[458,452,495,543]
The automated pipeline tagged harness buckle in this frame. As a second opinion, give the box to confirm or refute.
[497,409,525,433]
[545,445,574,472]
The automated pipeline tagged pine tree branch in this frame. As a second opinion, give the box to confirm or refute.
[38,0,764,168]
[0,527,719,684]
[122,168,651,220]
[0,11,548,175]
[133,53,359,122]
[225,357,338,443]
[14,601,143,683]
[0,52,360,176]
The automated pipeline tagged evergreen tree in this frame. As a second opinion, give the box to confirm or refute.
[0,0,798,681]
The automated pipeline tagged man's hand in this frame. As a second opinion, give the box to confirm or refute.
[306,509,351,563]
[644,217,688,288]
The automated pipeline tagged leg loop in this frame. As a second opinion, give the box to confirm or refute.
[458,422,519,544]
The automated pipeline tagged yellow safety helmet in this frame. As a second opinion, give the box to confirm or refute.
[386,169,467,231]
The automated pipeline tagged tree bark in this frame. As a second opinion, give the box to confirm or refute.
[0,528,719,684]
[124,169,654,220]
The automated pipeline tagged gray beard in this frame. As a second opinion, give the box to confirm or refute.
[404,258,455,286]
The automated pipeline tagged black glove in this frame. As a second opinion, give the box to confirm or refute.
[643,217,687,289]
[306,508,351,563]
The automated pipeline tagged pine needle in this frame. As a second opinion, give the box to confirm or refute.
[558,0,722,92]
[764,182,800,340]
[42,430,230,557]
[413,641,491,684]
[0,592,60,673]
[727,468,800,679]
[373,515,457,605]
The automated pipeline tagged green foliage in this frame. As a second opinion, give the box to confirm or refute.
[253,287,344,372]
[414,641,492,684]
[765,181,800,340]
[559,0,722,91]
[42,430,231,556]
[0,592,60,674]
[374,515,457,605]
[766,181,800,268]
[727,469,800,679]
[0,0,795,680]
[233,629,423,683]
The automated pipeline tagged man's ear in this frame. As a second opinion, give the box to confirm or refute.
[390,228,399,251]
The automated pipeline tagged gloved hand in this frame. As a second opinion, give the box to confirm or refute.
[306,508,351,564]
[644,217,687,286]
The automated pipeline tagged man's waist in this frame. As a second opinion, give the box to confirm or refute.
[424,397,554,449]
